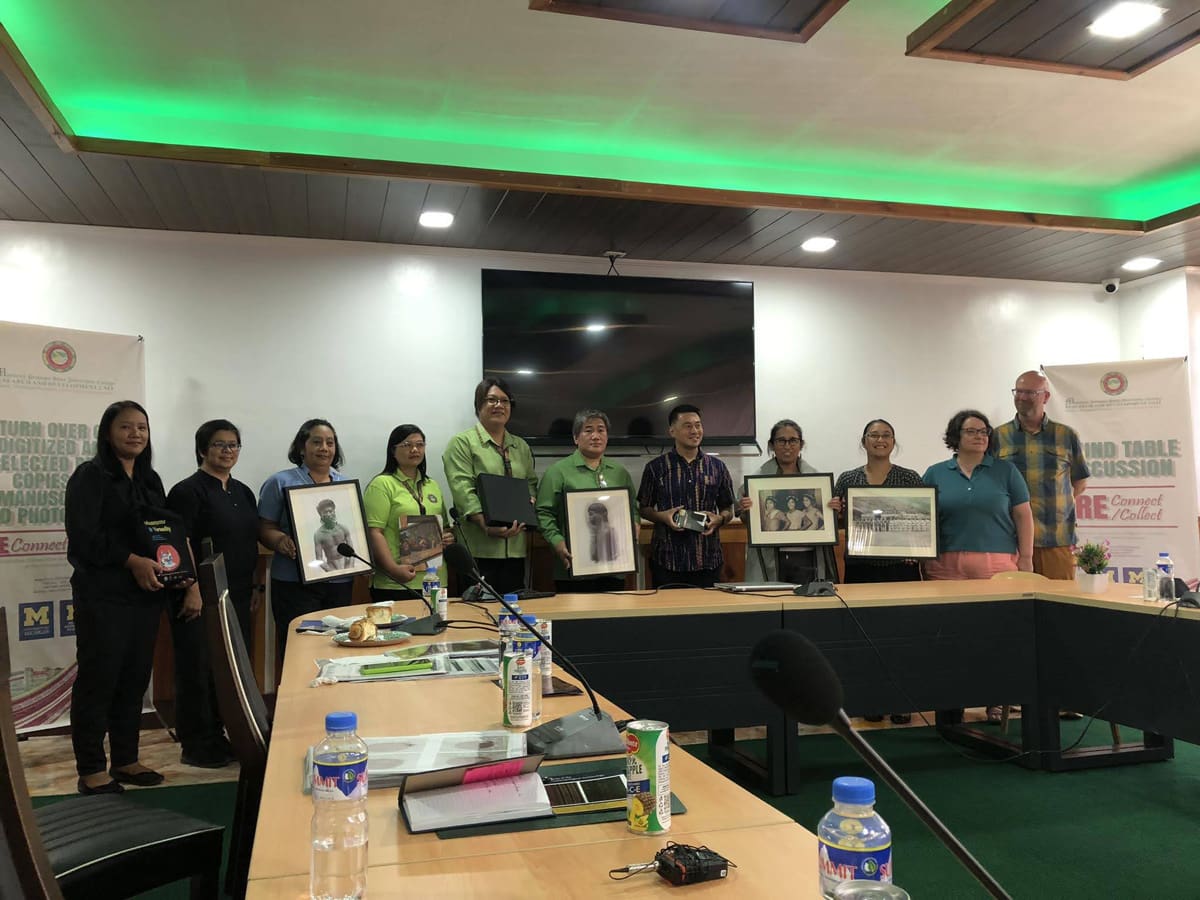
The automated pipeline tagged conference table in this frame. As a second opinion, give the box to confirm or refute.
[244,600,822,898]
[524,578,1196,789]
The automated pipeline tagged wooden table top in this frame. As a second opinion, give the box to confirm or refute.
[245,822,822,899]
[249,602,793,883]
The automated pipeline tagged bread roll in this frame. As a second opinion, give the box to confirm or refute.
[348,618,377,642]
[366,604,391,625]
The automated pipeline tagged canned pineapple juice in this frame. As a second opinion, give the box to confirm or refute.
[625,719,670,835]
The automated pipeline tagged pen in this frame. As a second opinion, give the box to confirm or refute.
[359,660,434,676]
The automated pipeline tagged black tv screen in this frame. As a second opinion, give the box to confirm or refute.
[481,269,755,446]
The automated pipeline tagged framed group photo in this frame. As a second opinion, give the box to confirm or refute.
[744,474,837,547]
[397,515,444,568]
[844,485,938,559]
[284,480,373,584]
[563,486,637,578]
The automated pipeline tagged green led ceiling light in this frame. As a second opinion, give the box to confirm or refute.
[2,0,1198,225]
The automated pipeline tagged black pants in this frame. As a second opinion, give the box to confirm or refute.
[271,578,354,659]
[843,560,921,584]
[650,560,720,589]
[168,591,223,756]
[476,557,526,596]
[70,596,164,777]
[554,577,626,594]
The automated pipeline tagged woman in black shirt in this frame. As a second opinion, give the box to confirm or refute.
[167,418,260,767]
[66,400,174,794]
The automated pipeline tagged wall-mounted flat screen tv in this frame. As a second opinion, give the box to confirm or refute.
[481,269,755,446]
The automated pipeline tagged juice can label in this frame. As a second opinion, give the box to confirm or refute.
[625,719,670,834]
[502,652,533,727]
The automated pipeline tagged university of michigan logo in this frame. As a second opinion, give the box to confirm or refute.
[18,602,54,640]
[59,599,75,637]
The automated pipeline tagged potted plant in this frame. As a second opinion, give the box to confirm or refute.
[1073,541,1112,593]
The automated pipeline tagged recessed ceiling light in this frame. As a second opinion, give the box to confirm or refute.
[516,368,534,375]
[1121,257,1162,272]
[585,323,607,332]
[418,211,454,228]
[1088,3,1164,39]
[662,395,679,403]
[801,237,837,253]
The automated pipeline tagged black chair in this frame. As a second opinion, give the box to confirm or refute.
[199,554,271,900]
[0,609,224,900]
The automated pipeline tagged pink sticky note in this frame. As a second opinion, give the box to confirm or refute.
[462,758,526,784]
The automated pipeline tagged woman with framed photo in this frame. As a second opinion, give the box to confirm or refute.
[258,418,354,659]
[738,419,837,584]
[65,400,175,794]
[363,424,454,603]
[833,419,925,584]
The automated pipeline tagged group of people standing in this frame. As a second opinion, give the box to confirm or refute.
[62,369,1086,793]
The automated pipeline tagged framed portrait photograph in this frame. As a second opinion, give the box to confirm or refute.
[397,515,443,568]
[844,485,938,559]
[284,480,373,584]
[563,487,637,579]
[744,473,837,547]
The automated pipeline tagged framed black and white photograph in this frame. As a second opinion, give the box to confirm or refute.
[284,480,372,584]
[844,485,938,559]
[397,515,443,568]
[744,474,837,547]
[563,487,637,578]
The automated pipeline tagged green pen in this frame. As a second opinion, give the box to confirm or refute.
[359,659,434,676]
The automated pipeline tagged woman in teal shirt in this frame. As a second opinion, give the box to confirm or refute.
[363,424,454,603]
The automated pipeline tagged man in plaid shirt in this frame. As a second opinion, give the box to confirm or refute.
[991,370,1090,580]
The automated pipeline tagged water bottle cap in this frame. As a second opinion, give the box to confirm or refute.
[832,775,875,805]
[520,614,538,625]
[425,564,437,573]
[1159,552,1170,558]
[503,593,520,603]
[325,711,357,732]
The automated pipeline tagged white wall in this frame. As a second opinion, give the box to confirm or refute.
[1116,269,1189,360]
[0,220,1123,496]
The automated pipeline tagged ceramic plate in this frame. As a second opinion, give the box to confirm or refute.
[333,629,412,648]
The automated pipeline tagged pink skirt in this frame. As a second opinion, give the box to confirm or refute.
[924,551,1018,580]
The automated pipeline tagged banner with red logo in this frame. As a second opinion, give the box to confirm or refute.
[1044,358,1199,589]
[0,323,144,731]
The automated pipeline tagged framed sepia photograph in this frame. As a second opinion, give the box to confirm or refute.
[744,473,837,547]
[284,480,373,584]
[844,485,938,559]
[563,487,637,578]
[397,515,444,568]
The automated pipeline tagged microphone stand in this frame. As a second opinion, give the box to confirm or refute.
[455,556,625,758]
[337,542,446,636]
[829,709,1012,900]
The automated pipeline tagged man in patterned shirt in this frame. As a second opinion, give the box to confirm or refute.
[637,404,735,588]
[991,370,1090,580]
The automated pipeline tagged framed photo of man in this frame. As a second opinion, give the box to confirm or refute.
[563,487,637,578]
[744,473,836,547]
[284,480,373,584]
[844,485,938,559]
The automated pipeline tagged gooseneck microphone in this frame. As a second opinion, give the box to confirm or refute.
[445,543,625,758]
[337,541,445,635]
[750,629,1012,900]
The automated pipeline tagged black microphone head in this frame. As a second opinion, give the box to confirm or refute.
[444,542,479,580]
[749,629,844,726]
[336,542,355,557]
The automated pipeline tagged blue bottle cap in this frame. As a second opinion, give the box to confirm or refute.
[325,711,357,732]
[520,614,538,625]
[503,593,520,603]
[1159,552,1170,557]
[426,564,437,573]
[832,776,875,805]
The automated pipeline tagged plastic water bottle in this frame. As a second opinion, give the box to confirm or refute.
[537,618,554,697]
[1157,552,1175,601]
[311,711,368,900]
[817,776,893,899]
[421,565,441,615]
[498,594,523,660]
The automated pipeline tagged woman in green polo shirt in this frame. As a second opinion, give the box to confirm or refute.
[363,424,453,603]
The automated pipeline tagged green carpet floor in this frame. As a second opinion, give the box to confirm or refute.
[686,722,1200,899]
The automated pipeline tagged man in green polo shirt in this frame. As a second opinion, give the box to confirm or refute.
[536,409,637,593]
